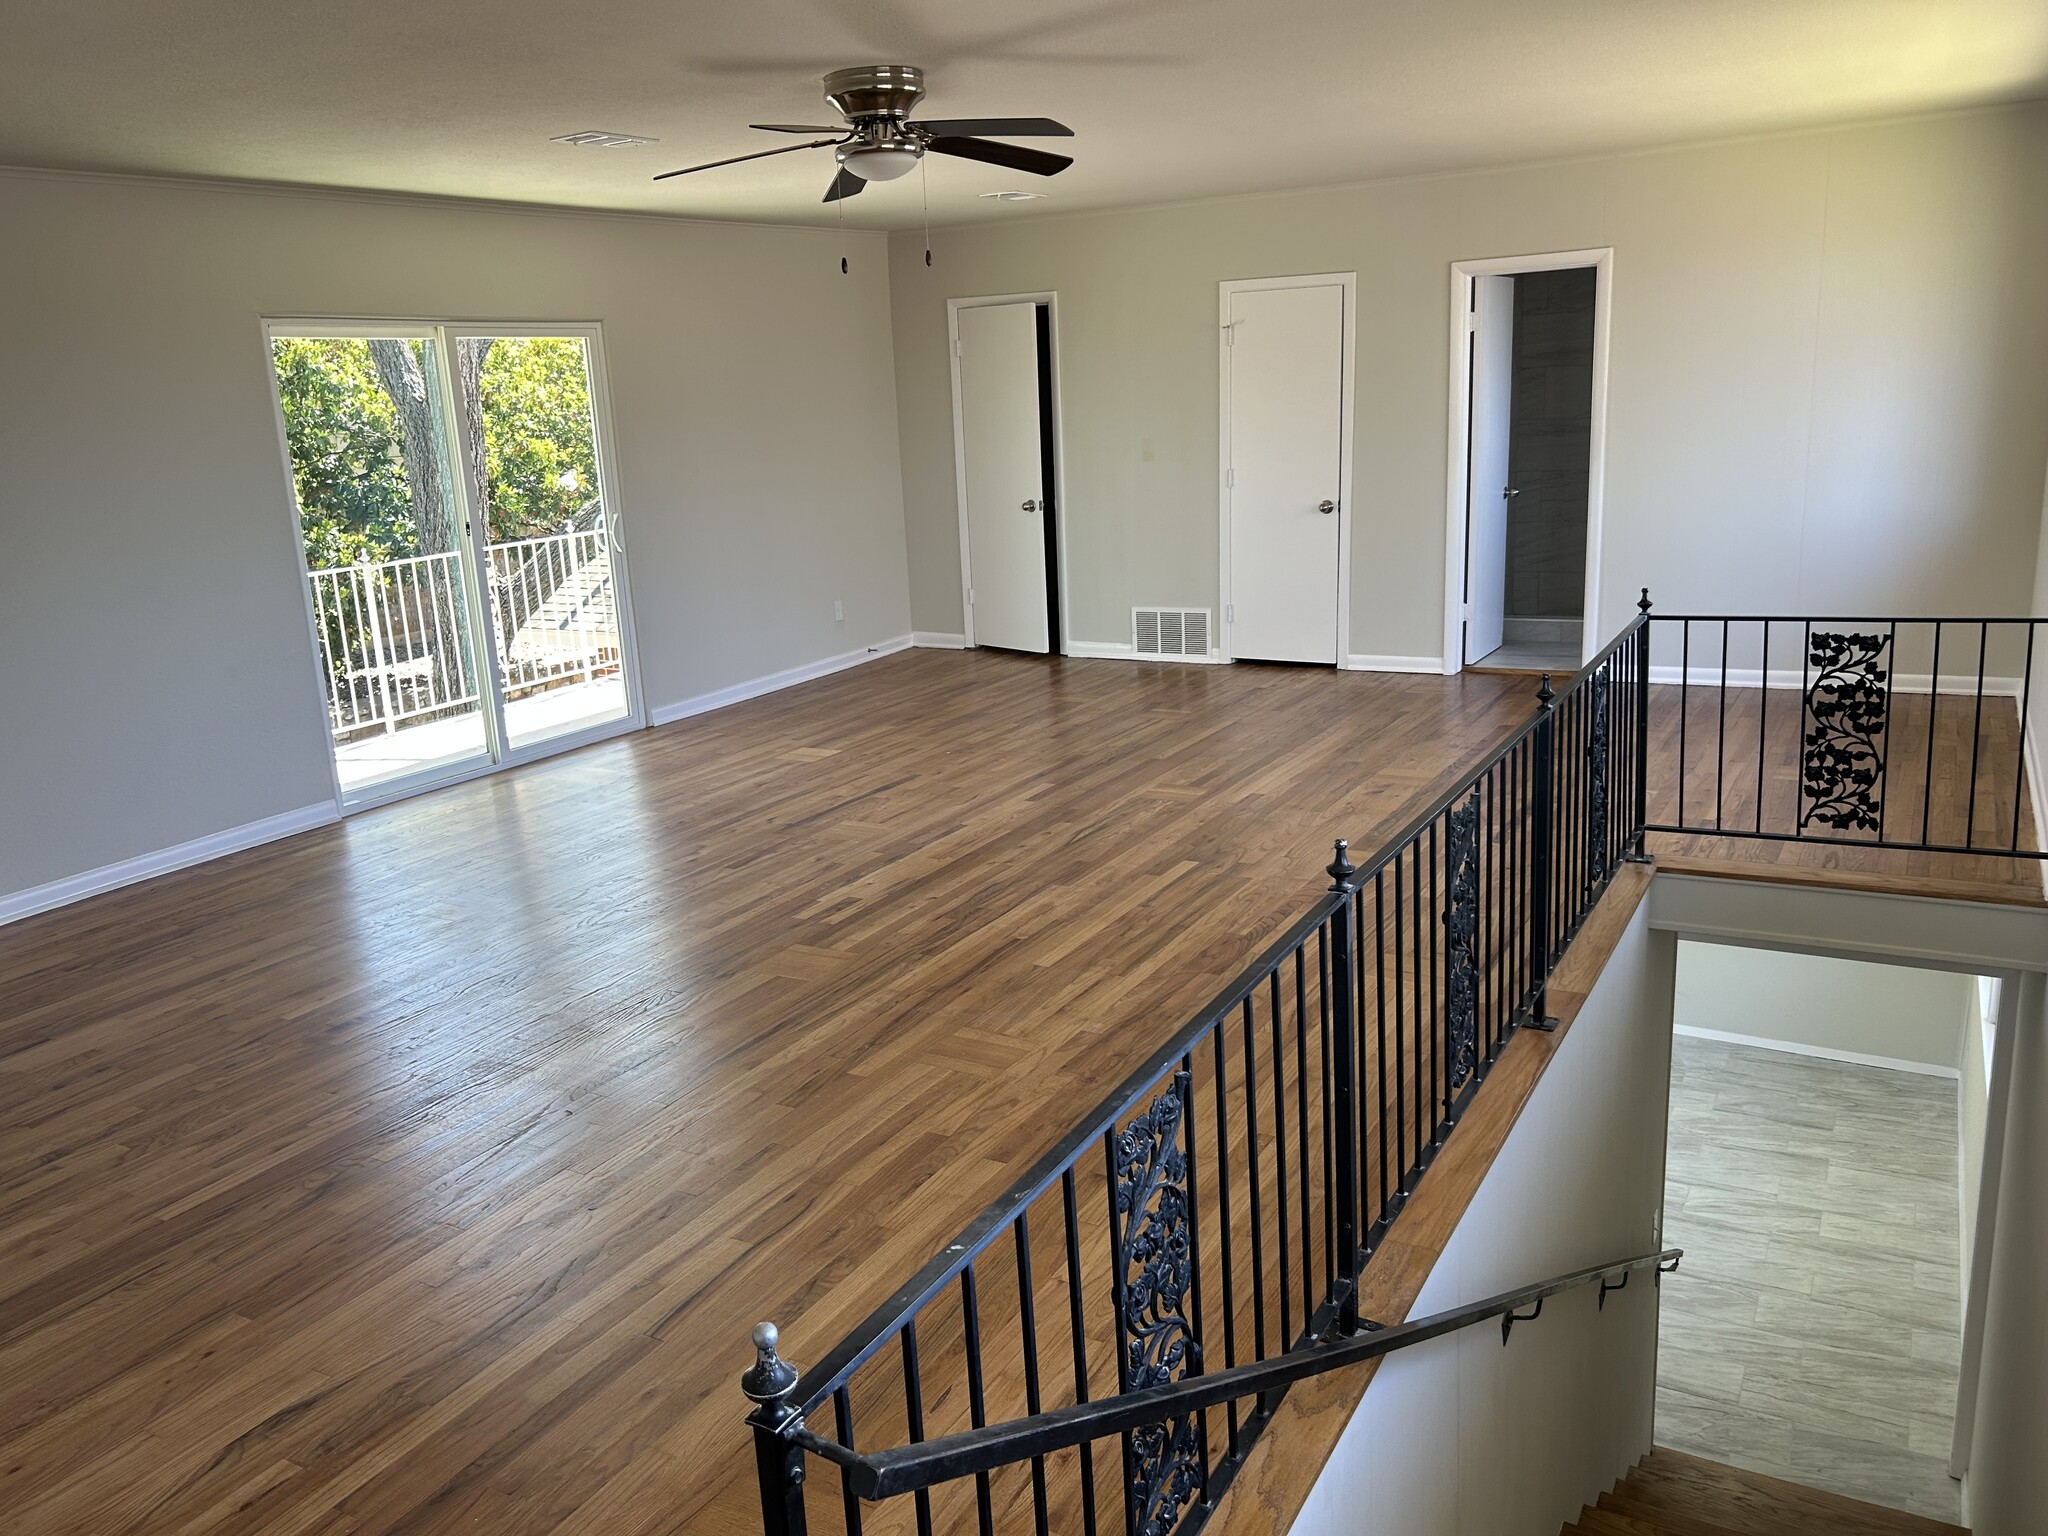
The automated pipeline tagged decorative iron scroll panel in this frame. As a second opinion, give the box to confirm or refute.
[1586,666,1610,881]
[1112,1074,1203,1536]
[1442,789,1481,1093]
[1801,631,1890,832]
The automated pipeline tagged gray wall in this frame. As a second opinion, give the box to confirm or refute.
[1294,901,1672,1533]
[0,171,911,901]
[888,105,2048,659]
[1674,940,1973,1072]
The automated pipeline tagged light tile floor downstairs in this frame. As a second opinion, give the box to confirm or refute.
[1655,1033,1964,1524]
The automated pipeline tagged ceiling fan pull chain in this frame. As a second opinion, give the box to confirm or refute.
[837,188,848,275]
[922,156,932,268]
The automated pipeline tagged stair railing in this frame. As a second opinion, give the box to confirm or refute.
[741,606,1656,1536]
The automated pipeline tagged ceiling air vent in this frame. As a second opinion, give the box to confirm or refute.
[1133,607,1213,660]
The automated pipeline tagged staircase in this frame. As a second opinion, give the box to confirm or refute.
[1562,1449,1968,1536]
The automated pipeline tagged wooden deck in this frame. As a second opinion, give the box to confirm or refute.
[0,650,2035,1536]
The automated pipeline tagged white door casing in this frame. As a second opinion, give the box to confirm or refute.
[1464,274,1516,662]
[955,302,1049,654]
[1222,280,1350,665]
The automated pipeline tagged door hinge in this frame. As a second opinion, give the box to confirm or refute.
[967,586,974,605]
[1225,467,1234,488]
[1226,603,1235,625]
[954,338,963,358]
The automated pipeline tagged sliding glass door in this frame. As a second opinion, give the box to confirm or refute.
[268,322,638,805]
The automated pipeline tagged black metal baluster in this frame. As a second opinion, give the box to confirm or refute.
[901,1322,934,1536]
[1678,623,1690,828]
[2014,624,2037,852]
[1634,596,1652,852]
[1294,946,1313,1336]
[1177,1057,1213,1506]
[1923,621,1942,846]
[1529,674,1557,1022]
[1268,972,1293,1350]
[1240,999,1268,1363]
[744,1325,808,1536]
[1013,1215,1050,1536]
[1391,850,1407,1195]
[1327,844,1361,1336]
[1317,924,1335,1301]
[1372,868,1390,1225]
[828,1388,861,1536]
[1426,817,1440,1147]
[1755,620,1770,834]
[1879,620,1898,844]
[1061,1169,1099,1536]
[1209,1025,1241,1453]
[1966,622,1989,848]
[1716,618,1730,830]
[1478,762,1492,1057]
[961,1265,995,1536]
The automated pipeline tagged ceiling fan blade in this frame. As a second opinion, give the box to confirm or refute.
[653,138,842,181]
[910,117,1073,138]
[750,123,845,134]
[925,137,1075,176]
[822,166,867,203]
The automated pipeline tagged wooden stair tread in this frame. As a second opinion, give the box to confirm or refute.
[1583,1449,1967,1536]
[1564,1505,1742,1536]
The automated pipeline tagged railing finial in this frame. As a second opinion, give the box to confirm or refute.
[1327,837,1357,891]
[741,1320,801,1409]
[1638,587,1652,615]
[1536,672,1555,707]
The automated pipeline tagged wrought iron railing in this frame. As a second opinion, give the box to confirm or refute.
[740,610,1655,1536]
[1643,613,2045,860]
[306,525,620,739]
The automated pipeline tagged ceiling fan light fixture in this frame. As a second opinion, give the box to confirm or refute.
[838,143,921,182]
[979,190,1046,202]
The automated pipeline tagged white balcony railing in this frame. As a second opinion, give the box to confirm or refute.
[307,526,620,739]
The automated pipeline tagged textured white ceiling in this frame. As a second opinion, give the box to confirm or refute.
[6,0,2046,228]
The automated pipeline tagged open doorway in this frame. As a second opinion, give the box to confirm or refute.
[1445,249,1611,675]
[1657,940,2005,1524]
[950,294,1065,655]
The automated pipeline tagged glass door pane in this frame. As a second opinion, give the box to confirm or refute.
[271,333,494,799]
[451,333,632,752]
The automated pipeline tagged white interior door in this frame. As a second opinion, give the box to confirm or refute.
[957,303,1049,653]
[1225,283,1345,664]
[1464,274,1515,662]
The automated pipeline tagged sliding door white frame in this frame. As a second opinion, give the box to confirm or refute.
[260,317,646,814]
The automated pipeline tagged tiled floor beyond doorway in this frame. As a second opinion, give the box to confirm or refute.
[1657,1034,1963,1523]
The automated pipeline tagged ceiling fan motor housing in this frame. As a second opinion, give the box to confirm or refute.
[823,65,926,134]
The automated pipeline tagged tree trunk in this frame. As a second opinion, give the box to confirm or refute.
[366,339,460,556]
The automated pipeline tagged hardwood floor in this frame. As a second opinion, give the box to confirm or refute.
[0,651,2033,1536]
[0,652,1540,1536]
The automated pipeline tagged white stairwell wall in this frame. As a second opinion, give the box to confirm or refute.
[1293,899,1673,1535]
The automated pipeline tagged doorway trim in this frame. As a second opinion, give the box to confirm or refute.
[260,315,647,816]
[1217,272,1358,666]
[1440,248,1614,675]
[946,292,1070,653]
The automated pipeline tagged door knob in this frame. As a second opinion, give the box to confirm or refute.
[1022,499,1040,513]
[1504,487,1521,499]
[1317,499,1336,515]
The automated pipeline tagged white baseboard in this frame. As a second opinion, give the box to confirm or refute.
[1347,654,1446,674]
[1674,1022,1960,1079]
[0,801,339,927]
[1065,640,1225,664]
[912,631,969,650]
[650,635,913,727]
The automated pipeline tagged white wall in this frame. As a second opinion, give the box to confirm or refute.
[1966,973,2048,1536]
[888,105,2048,659]
[1295,901,1672,1534]
[0,170,912,903]
[1960,978,1997,1289]
[1673,939,1974,1074]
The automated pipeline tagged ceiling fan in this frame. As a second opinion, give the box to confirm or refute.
[654,65,1073,202]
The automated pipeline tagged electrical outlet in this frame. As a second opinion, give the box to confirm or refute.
[833,599,845,623]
